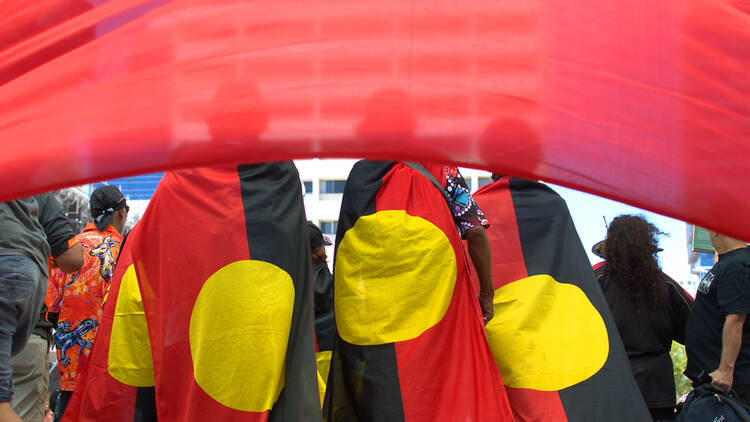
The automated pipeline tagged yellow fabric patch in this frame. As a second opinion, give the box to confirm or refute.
[334,210,457,345]
[316,350,332,407]
[486,274,609,391]
[108,265,155,387]
[189,260,294,412]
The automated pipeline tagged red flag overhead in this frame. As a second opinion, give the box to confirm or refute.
[1,1,749,239]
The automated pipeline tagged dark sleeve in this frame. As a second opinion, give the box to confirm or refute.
[665,276,693,344]
[593,265,608,289]
[717,267,750,316]
[313,264,334,316]
[443,166,489,238]
[35,194,76,258]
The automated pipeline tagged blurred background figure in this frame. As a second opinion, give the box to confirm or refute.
[0,193,84,422]
[11,193,83,422]
[309,221,334,351]
[685,231,750,403]
[48,186,127,421]
[594,215,693,422]
[308,221,334,405]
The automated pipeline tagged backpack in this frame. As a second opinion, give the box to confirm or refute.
[676,382,750,422]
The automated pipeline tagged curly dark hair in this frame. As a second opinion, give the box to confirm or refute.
[604,215,667,309]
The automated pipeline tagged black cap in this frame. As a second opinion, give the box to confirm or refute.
[308,221,332,249]
[90,186,126,221]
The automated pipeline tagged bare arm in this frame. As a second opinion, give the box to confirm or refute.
[710,313,746,392]
[53,242,84,274]
[466,225,494,322]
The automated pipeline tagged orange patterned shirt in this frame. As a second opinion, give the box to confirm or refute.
[48,224,122,391]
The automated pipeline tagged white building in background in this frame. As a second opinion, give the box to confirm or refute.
[92,160,693,289]
[296,159,492,267]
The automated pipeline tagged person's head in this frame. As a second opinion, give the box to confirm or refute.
[605,215,665,308]
[707,230,747,255]
[307,221,332,264]
[90,186,128,234]
[481,117,542,180]
[357,88,415,143]
[206,78,268,141]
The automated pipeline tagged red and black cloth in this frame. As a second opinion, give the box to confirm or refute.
[323,160,513,422]
[473,176,651,422]
[64,163,320,422]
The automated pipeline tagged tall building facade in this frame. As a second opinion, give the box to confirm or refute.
[90,161,696,292]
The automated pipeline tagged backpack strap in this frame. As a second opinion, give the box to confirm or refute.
[404,162,446,196]
[721,394,750,422]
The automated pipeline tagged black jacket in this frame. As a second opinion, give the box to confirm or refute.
[596,263,693,408]
[313,261,335,351]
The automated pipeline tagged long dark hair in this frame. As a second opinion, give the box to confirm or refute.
[605,215,666,308]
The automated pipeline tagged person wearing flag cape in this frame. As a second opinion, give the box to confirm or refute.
[324,160,513,421]
[472,173,651,421]
[63,162,321,422]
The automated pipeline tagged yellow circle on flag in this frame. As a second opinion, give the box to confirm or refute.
[334,209,457,345]
[108,264,154,387]
[189,260,295,412]
[486,274,609,391]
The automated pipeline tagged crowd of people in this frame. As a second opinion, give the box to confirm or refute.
[594,215,750,421]
[0,161,748,422]
[0,187,127,422]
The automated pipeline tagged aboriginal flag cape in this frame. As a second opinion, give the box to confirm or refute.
[66,163,321,421]
[323,160,513,422]
[472,177,650,421]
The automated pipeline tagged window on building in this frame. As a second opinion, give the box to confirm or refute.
[320,180,346,195]
[302,181,313,195]
[698,252,715,267]
[92,172,164,201]
[320,221,338,236]
[477,177,492,189]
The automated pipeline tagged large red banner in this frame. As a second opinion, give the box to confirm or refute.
[1,0,749,239]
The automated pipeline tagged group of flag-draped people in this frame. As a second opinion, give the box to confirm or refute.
[1,160,748,422]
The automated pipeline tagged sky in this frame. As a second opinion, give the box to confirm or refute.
[548,184,692,287]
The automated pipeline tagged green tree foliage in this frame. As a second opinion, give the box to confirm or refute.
[671,342,692,399]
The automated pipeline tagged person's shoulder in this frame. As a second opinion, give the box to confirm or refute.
[33,193,51,208]
[717,248,750,275]
[508,178,568,209]
[102,226,124,241]
[661,272,694,301]
[593,262,607,278]
[76,227,108,245]
[723,246,750,262]
[72,230,88,242]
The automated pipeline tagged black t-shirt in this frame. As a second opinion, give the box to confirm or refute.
[596,264,693,408]
[35,193,76,258]
[34,194,77,340]
[685,247,750,384]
